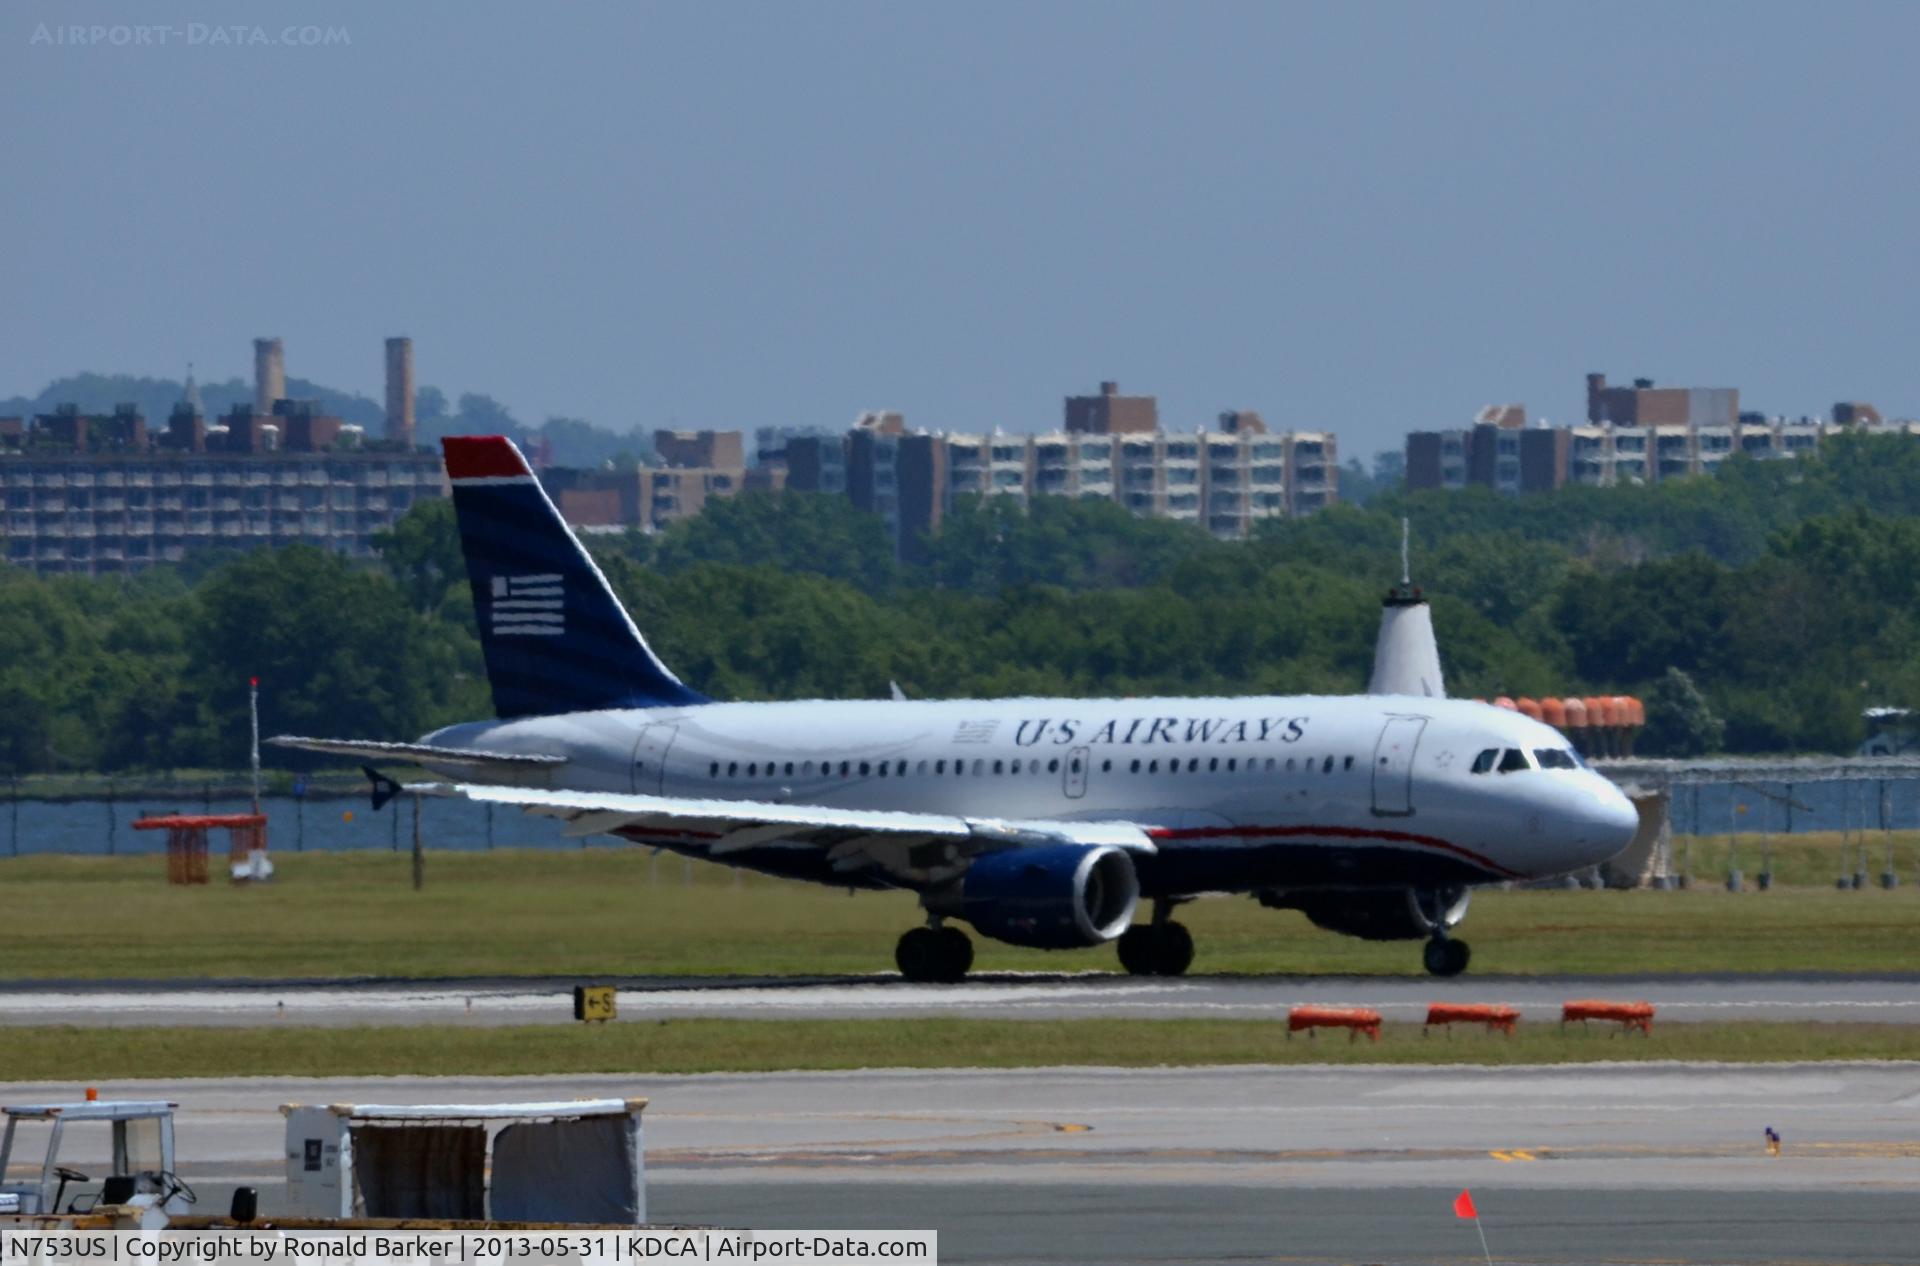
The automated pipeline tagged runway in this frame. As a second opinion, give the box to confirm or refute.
[5,972,1920,1027]
[2,1064,1916,1263]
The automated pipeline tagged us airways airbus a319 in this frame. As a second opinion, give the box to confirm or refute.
[274,436,1638,982]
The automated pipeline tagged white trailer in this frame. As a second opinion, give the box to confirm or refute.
[282,1099,647,1225]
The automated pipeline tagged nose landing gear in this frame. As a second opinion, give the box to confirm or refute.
[1422,935,1471,978]
[896,920,974,983]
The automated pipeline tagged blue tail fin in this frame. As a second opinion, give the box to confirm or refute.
[443,435,707,718]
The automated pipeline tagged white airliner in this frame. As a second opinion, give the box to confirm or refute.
[274,436,1639,982]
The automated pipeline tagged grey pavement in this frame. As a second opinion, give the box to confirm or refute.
[4,973,1920,1027]
[4,1065,1918,1262]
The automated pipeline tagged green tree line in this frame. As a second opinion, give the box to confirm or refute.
[6,430,1920,772]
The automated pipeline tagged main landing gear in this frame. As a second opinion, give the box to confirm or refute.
[1423,934,1471,978]
[1117,900,1195,977]
[896,920,974,983]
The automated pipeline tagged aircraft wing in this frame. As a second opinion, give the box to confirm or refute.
[444,782,1155,883]
[268,736,567,772]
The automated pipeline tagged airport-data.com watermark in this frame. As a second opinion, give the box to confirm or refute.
[29,22,350,48]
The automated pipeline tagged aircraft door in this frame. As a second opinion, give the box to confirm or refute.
[630,724,679,794]
[1371,716,1427,817]
[1063,746,1090,799]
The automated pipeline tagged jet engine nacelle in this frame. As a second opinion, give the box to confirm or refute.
[947,844,1140,949]
[1260,886,1471,942]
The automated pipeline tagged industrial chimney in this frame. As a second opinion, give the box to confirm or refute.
[384,336,415,446]
[253,338,286,415]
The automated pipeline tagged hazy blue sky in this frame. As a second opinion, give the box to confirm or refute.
[5,2,1915,458]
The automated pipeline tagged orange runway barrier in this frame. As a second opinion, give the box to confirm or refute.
[1561,999,1655,1035]
[1288,1005,1383,1042]
[1423,1003,1519,1036]
[134,813,268,886]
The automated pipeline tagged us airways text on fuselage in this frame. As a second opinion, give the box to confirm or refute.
[993,715,1311,748]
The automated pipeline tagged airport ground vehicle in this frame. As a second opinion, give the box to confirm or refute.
[0,1100,193,1218]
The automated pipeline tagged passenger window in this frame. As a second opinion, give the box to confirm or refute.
[1208,757,1218,772]
[728,762,738,777]
[1284,757,1294,772]
[839,760,850,777]
[1322,755,1334,774]
[1470,749,1498,774]
[748,762,758,777]
[972,759,984,775]
[1010,758,1022,774]
[935,759,945,774]
[1266,757,1277,772]
[1101,759,1111,772]
[709,761,719,778]
[1227,758,1237,772]
[917,760,928,775]
[993,759,1005,775]
[803,761,815,775]
[1498,748,1532,773]
[877,762,888,777]
[1131,759,1141,773]
[785,762,795,776]
[1188,758,1199,772]
[859,761,871,776]
[1148,759,1159,773]
[1343,755,1354,771]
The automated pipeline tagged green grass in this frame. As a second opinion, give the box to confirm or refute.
[1671,828,1920,888]
[4,850,1920,980]
[5,1019,1919,1080]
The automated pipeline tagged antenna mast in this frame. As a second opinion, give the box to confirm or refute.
[1400,516,1411,587]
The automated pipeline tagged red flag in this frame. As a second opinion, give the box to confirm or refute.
[1454,1189,1478,1220]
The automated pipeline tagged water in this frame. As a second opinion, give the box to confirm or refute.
[0,792,582,856]
[5,775,1920,857]
[1673,777,1920,838]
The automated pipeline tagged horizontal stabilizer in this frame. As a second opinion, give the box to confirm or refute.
[268,736,566,771]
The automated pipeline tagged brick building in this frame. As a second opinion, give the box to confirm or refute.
[1407,372,1915,494]
[776,384,1338,557]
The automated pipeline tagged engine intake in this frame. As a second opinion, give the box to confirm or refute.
[948,844,1140,949]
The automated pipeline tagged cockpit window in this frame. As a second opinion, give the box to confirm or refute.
[1470,749,1499,774]
[1497,747,1533,773]
[1534,748,1579,770]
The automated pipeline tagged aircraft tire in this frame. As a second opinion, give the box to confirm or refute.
[934,926,974,982]
[1116,925,1155,976]
[1423,937,1470,978]
[895,927,941,982]
[1150,921,1195,976]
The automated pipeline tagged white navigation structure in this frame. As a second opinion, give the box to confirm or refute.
[1367,518,1445,698]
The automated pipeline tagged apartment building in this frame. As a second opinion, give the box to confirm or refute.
[543,428,754,533]
[0,388,451,576]
[777,386,1338,557]
[1407,372,1916,494]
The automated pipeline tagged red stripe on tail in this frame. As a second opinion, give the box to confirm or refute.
[442,435,532,480]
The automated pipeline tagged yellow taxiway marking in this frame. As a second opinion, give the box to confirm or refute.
[1490,1149,1538,1162]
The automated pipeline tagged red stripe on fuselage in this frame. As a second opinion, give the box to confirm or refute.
[1148,823,1520,879]
[442,435,532,480]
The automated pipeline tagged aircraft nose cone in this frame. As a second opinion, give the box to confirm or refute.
[1575,784,1642,864]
